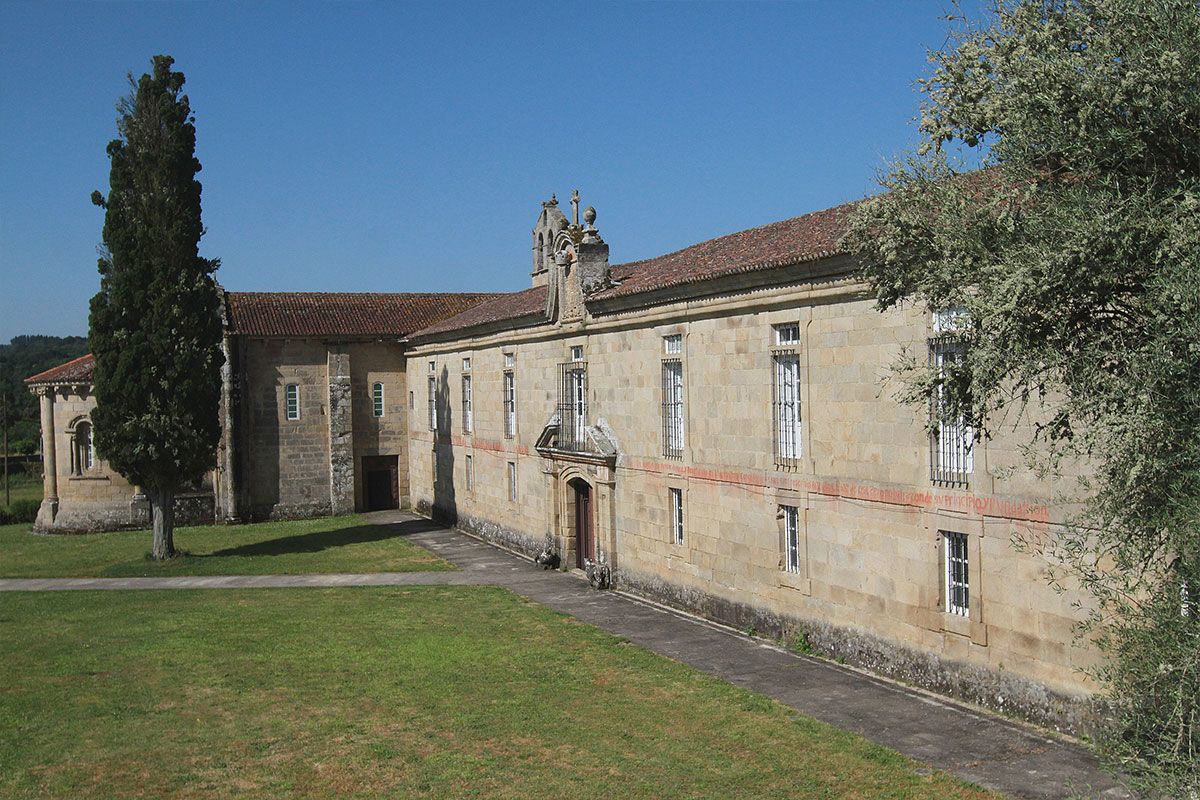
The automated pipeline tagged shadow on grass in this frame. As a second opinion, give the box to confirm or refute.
[203,517,443,559]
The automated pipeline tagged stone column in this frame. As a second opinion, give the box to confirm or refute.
[37,388,58,527]
[327,347,355,515]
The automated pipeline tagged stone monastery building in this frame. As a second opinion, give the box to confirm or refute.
[26,192,1094,731]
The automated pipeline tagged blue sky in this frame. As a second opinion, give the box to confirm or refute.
[0,1,982,342]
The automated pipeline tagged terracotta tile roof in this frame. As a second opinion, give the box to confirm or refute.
[225,292,502,338]
[590,200,860,302]
[25,354,95,385]
[414,284,548,338]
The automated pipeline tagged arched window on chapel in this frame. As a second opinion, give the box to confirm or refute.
[73,422,95,475]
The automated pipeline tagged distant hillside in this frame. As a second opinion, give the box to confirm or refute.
[1,335,90,454]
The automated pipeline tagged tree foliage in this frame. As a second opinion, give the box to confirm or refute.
[842,1,1200,791]
[89,55,223,560]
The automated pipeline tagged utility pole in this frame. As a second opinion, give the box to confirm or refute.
[2,380,8,509]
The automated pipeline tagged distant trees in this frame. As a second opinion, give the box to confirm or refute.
[0,336,90,455]
[843,1,1200,792]
[89,55,223,560]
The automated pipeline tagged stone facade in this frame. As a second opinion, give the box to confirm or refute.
[29,383,215,533]
[26,195,1101,733]
[402,196,1101,733]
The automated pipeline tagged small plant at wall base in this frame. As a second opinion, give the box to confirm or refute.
[842,1,1200,793]
[89,55,224,561]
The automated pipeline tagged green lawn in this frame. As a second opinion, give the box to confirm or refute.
[0,586,997,800]
[0,514,451,578]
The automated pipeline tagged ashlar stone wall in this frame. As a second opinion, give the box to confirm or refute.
[405,269,1100,733]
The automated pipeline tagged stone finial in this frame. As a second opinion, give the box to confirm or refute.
[571,189,580,225]
[543,193,558,209]
[583,206,596,228]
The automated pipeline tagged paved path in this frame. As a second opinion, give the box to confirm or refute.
[1,510,1130,800]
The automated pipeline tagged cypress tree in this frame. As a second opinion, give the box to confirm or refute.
[89,55,223,560]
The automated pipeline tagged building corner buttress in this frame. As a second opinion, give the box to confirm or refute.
[327,346,355,515]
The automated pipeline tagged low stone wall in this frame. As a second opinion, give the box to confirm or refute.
[35,491,216,534]
[615,565,1098,737]
[243,500,335,523]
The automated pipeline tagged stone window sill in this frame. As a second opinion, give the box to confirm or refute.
[778,571,811,595]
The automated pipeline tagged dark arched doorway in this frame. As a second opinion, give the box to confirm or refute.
[568,478,594,569]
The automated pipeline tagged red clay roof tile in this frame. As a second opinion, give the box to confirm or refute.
[225,291,501,337]
[591,200,859,302]
[25,353,96,385]
[414,285,548,338]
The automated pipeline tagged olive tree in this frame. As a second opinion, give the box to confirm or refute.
[843,1,1200,791]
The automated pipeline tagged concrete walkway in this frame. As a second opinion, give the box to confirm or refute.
[0,510,1130,800]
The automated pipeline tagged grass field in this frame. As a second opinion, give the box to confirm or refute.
[0,586,996,800]
[0,470,41,507]
[0,514,451,578]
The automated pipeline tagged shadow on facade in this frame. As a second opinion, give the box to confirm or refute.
[205,517,444,559]
[431,366,457,524]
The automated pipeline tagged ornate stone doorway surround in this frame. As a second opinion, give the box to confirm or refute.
[539,456,616,577]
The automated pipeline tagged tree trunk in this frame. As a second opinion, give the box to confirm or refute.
[150,486,176,560]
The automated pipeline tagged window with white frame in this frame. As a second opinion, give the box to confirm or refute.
[570,344,584,362]
[507,461,517,502]
[775,324,800,346]
[771,325,802,467]
[503,370,516,438]
[663,334,682,355]
[466,454,474,492]
[427,375,437,431]
[929,312,973,486]
[782,505,801,573]
[72,421,95,475]
[462,357,471,372]
[669,487,684,545]
[661,356,684,458]
[372,382,385,417]
[461,374,473,434]
[944,531,970,617]
[504,352,515,369]
[285,384,300,421]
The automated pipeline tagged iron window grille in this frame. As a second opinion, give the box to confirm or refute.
[782,505,801,573]
[285,384,300,421]
[503,371,516,439]
[557,361,588,451]
[372,382,384,417]
[929,335,973,487]
[661,359,684,458]
[670,487,684,545]
[772,350,802,467]
[944,531,970,617]
[461,374,473,434]
[427,375,437,431]
[663,334,683,355]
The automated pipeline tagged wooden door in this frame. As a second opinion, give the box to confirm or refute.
[574,481,593,569]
